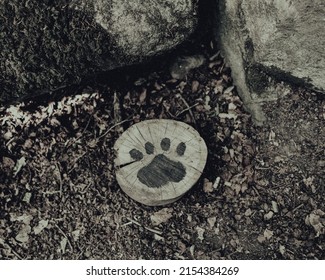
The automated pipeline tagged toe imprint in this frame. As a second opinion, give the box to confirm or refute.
[129,149,143,161]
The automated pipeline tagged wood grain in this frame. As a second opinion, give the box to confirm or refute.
[114,119,208,206]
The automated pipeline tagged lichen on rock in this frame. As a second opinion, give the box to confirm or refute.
[82,0,198,58]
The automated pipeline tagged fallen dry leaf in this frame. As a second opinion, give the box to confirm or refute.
[15,225,31,243]
[150,208,173,226]
[305,210,325,236]
[207,217,217,228]
[33,220,49,235]
[13,157,26,177]
[196,227,205,241]
[264,229,273,240]
[203,179,214,193]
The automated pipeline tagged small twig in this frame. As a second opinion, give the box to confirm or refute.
[176,93,197,126]
[42,191,61,195]
[113,91,123,134]
[114,91,121,121]
[293,203,304,212]
[219,62,225,73]
[144,226,163,236]
[125,217,142,227]
[55,225,73,253]
[67,152,87,174]
[10,249,23,260]
[255,166,270,170]
[98,118,132,140]
[252,185,260,197]
[176,102,200,117]
[78,182,92,194]
[55,163,63,197]
[65,115,92,148]
[124,217,163,235]
[121,222,133,227]
[213,177,221,190]
[4,242,23,260]
[209,50,221,61]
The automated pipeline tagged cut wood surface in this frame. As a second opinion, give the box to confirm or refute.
[114,119,208,206]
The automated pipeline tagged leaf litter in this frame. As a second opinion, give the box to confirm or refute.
[0,40,324,260]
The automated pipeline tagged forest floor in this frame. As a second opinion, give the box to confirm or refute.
[0,40,324,260]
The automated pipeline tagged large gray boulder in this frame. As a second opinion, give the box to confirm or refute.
[0,0,198,104]
[216,0,325,124]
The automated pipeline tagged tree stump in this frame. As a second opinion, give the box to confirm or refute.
[114,119,208,206]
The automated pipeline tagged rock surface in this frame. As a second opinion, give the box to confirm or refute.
[0,0,198,104]
[216,0,325,124]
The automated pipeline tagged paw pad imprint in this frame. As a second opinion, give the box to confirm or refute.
[114,120,208,206]
[130,139,187,188]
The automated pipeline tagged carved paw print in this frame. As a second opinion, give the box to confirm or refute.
[129,138,187,188]
[114,119,208,206]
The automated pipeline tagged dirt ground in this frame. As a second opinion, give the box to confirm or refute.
[0,40,324,260]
